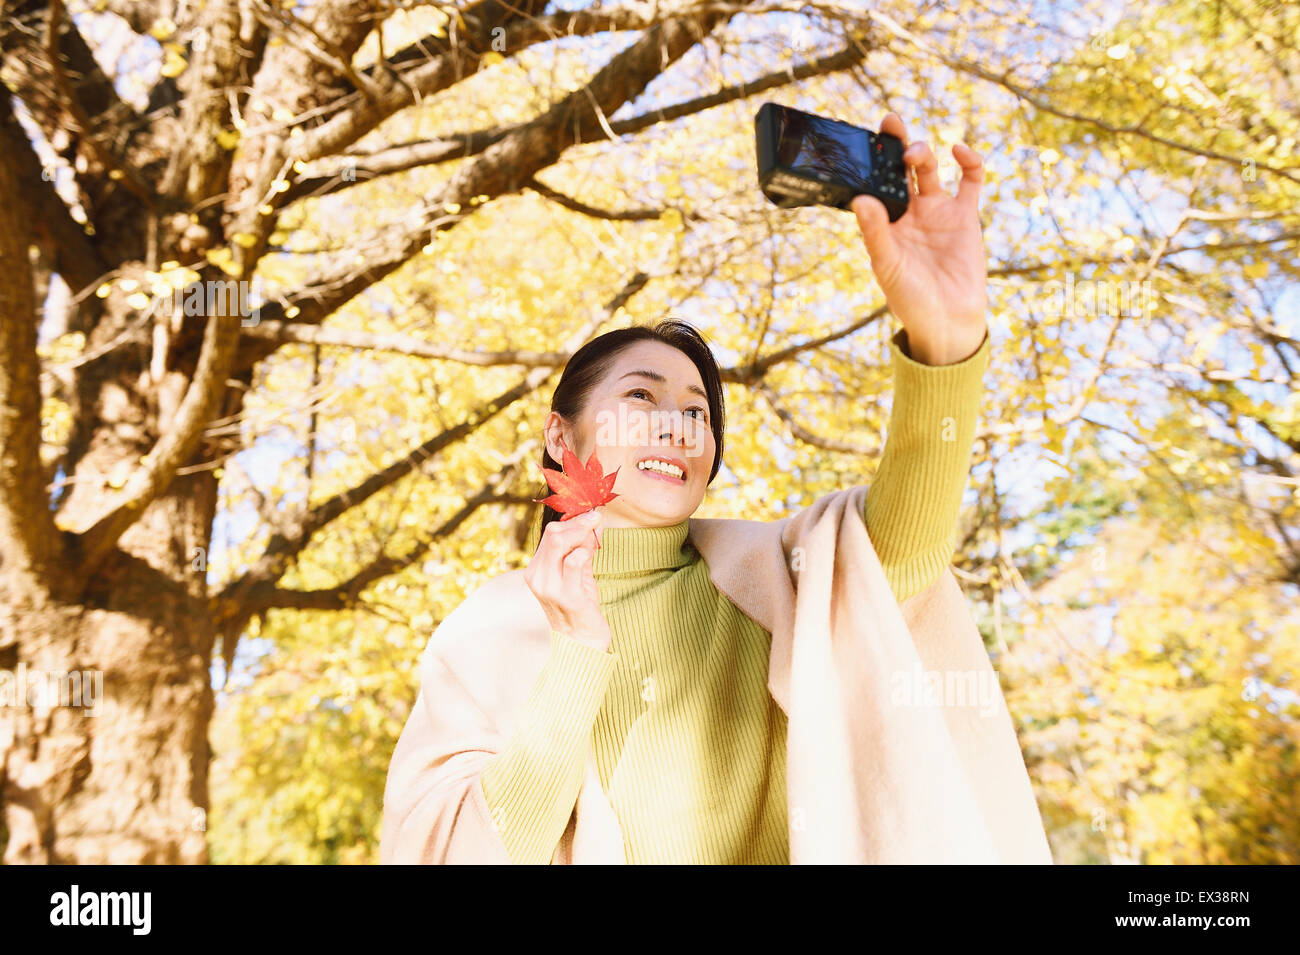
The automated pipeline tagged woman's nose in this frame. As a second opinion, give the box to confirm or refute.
[656,409,686,445]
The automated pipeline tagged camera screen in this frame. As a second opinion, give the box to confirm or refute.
[776,111,872,191]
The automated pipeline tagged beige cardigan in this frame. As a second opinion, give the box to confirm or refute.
[380,483,1054,864]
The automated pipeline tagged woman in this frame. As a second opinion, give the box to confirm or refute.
[380,115,1051,864]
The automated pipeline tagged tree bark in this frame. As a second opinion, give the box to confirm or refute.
[2,487,217,863]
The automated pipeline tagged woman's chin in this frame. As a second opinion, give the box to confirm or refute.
[643,501,697,525]
[608,482,699,525]
[615,501,694,527]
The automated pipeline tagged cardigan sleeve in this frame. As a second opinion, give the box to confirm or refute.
[863,326,991,603]
[479,628,617,864]
[380,625,615,864]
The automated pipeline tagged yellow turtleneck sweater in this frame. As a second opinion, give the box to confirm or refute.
[480,326,991,863]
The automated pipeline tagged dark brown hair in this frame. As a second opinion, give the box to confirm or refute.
[534,319,726,547]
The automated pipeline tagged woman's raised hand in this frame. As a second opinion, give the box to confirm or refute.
[523,510,611,651]
[850,113,989,367]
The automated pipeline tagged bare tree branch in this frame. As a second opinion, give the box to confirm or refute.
[985,230,1300,280]
[755,378,882,455]
[45,0,157,209]
[232,4,748,374]
[523,175,692,221]
[157,0,247,205]
[0,90,109,296]
[223,0,546,242]
[285,41,869,203]
[863,6,1300,184]
[0,89,63,595]
[144,218,1300,393]
[361,2,700,82]
[238,300,893,389]
[4,0,160,267]
[247,0,385,104]
[224,448,531,631]
[239,320,571,365]
[216,270,649,625]
[732,303,891,381]
[216,0,375,304]
[75,308,244,576]
[603,41,870,136]
[291,1,698,164]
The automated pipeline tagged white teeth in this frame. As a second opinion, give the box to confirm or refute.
[637,459,684,478]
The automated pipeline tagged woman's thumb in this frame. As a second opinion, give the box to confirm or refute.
[850,194,898,278]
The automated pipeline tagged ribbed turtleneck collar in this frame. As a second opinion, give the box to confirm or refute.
[590,519,694,576]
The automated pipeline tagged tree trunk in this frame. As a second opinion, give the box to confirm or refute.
[2,473,219,863]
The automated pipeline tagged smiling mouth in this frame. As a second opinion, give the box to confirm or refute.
[636,459,687,482]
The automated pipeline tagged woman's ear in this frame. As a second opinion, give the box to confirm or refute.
[542,412,572,461]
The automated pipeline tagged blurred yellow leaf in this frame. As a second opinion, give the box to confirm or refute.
[160,50,187,78]
[149,17,177,40]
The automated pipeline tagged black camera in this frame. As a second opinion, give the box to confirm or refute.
[755,102,909,220]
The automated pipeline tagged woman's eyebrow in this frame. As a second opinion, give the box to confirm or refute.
[617,370,708,402]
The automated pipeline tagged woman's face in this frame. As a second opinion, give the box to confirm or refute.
[544,341,716,529]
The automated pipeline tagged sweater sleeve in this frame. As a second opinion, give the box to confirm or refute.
[864,326,991,604]
[479,628,617,864]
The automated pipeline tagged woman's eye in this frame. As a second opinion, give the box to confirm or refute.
[625,389,706,422]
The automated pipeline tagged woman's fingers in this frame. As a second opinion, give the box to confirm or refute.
[952,142,985,209]
[875,113,984,207]
[559,523,598,598]
[850,193,900,281]
[564,546,591,570]
[525,511,608,638]
[906,141,943,196]
[879,112,908,147]
[547,514,600,569]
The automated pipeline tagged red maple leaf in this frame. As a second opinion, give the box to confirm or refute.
[532,446,620,521]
